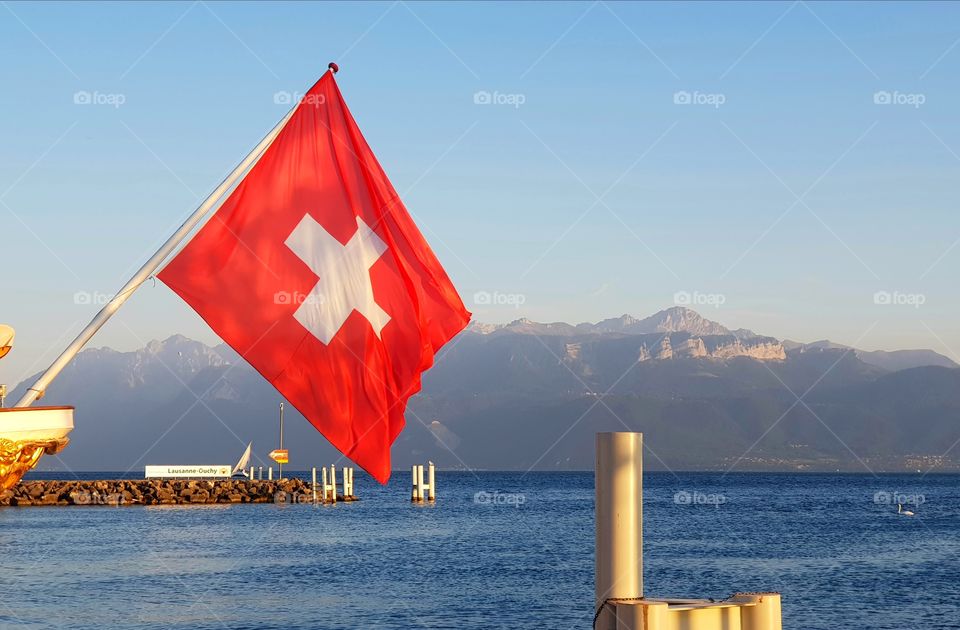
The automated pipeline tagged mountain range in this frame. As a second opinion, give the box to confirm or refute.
[8,307,960,475]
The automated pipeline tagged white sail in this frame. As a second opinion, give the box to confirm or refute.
[232,442,252,476]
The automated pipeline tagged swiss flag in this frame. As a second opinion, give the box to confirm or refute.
[158,71,470,483]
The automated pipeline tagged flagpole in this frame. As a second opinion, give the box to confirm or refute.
[12,70,333,408]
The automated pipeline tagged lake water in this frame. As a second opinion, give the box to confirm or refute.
[2,471,958,629]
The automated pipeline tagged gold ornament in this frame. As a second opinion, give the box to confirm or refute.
[0,437,69,492]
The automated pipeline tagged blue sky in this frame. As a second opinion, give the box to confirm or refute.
[2,1,960,385]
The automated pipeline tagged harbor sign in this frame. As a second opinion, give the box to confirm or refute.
[269,449,289,464]
[144,465,231,479]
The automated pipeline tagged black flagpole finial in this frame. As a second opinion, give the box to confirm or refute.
[328,62,339,74]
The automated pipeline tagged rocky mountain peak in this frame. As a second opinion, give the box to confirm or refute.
[648,306,731,336]
[586,307,730,336]
[471,307,734,337]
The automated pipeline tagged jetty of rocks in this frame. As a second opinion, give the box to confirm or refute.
[0,478,357,507]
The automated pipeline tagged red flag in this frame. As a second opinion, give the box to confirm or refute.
[158,72,470,483]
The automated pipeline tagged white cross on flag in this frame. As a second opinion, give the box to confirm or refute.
[284,214,391,345]
[158,72,471,483]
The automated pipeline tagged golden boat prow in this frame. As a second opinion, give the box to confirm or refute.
[0,407,74,491]
[0,325,75,490]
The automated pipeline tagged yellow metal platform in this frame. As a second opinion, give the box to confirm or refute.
[601,593,782,630]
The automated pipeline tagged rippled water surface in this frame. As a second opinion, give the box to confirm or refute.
[2,472,958,629]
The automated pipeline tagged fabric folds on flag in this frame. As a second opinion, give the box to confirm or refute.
[158,72,470,483]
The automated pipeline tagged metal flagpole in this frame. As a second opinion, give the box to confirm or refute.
[12,68,337,408]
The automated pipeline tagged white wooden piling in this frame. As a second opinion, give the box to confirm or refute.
[595,432,643,630]
[329,465,337,504]
[268,467,273,481]
[411,465,418,501]
[249,466,254,480]
[258,466,263,481]
[312,467,317,504]
[342,466,354,499]
[427,462,436,502]
[410,463,433,502]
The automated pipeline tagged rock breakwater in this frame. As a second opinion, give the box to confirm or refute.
[0,478,354,506]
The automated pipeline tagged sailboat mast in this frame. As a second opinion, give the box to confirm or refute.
[278,402,285,479]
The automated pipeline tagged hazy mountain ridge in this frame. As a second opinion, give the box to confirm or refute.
[10,307,959,473]
[783,338,958,372]
[467,307,954,367]
[468,307,733,337]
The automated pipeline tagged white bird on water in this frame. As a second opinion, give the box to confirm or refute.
[898,503,915,516]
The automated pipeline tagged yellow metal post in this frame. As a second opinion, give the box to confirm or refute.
[729,593,782,630]
[595,432,643,630]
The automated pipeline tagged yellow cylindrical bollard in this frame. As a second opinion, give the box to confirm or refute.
[595,432,643,630]
[730,593,782,630]
[613,600,668,630]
